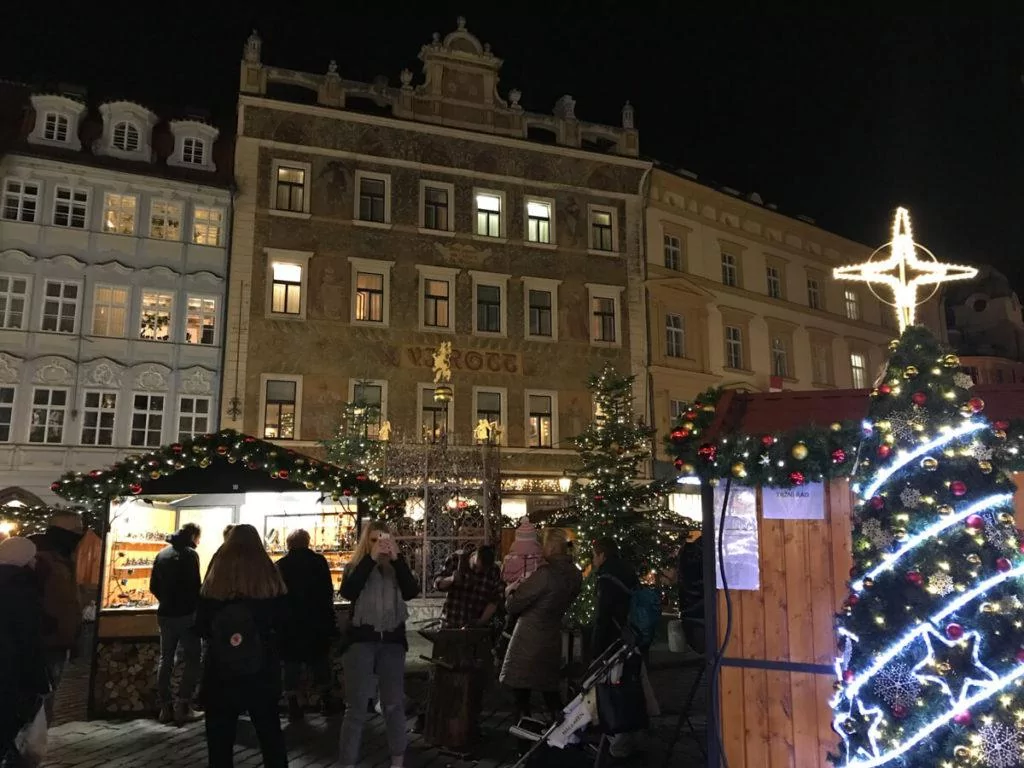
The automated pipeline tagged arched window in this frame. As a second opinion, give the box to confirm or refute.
[112,121,140,152]
[181,137,205,165]
[0,486,44,508]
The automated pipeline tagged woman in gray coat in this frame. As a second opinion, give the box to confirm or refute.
[499,528,582,722]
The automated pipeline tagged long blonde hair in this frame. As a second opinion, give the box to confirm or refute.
[542,527,570,557]
[201,523,287,600]
[352,520,391,562]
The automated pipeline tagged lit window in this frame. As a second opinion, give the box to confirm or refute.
[526,200,551,244]
[53,187,88,229]
[81,391,117,446]
[2,179,39,223]
[29,388,67,444]
[844,289,861,321]
[670,399,686,421]
[271,262,303,315]
[182,138,205,165]
[41,280,79,334]
[192,207,223,246]
[355,272,384,323]
[527,394,554,448]
[274,165,306,212]
[807,278,822,310]
[91,285,129,337]
[476,284,502,334]
[475,390,503,442]
[850,352,867,389]
[44,113,69,142]
[149,201,182,241]
[264,380,297,439]
[420,386,450,442]
[178,396,211,440]
[185,296,217,345]
[591,297,616,343]
[422,185,450,231]
[475,192,502,237]
[102,192,136,235]
[766,266,782,299]
[529,289,552,338]
[131,394,164,447]
[139,291,173,341]
[0,386,13,442]
[352,381,384,439]
[112,121,140,152]
[424,278,451,329]
[771,337,788,378]
[0,275,29,330]
[664,235,682,270]
[721,253,738,287]
[724,325,743,369]
[590,209,614,251]
[666,314,685,358]
[357,175,387,223]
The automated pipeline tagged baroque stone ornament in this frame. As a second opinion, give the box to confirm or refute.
[181,368,213,395]
[134,364,169,391]
[32,357,75,385]
[0,353,21,383]
[84,360,123,388]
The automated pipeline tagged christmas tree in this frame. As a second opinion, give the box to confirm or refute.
[321,398,386,476]
[554,363,678,625]
[832,326,1024,767]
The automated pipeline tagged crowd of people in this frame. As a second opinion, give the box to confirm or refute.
[1,513,689,768]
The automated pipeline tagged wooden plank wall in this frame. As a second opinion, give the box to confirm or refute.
[717,479,854,767]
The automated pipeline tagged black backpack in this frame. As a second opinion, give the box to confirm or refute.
[210,601,265,679]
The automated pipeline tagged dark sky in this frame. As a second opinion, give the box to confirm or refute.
[3,6,1022,289]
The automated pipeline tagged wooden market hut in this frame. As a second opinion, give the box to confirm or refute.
[694,384,1024,768]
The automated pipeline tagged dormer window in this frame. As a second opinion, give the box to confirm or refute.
[43,113,69,143]
[182,138,205,165]
[112,121,140,152]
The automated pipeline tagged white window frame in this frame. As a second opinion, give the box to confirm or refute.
[259,373,303,441]
[181,137,206,166]
[416,264,459,333]
[664,233,682,270]
[811,342,833,385]
[52,186,89,229]
[771,336,789,378]
[177,395,213,441]
[148,199,183,241]
[587,204,618,254]
[0,385,14,442]
[91,284,129,338]
[43,112,70,143]
[473,386,508,446]
[418,180,455,235]
[670,399,686,421]
[0,273,31,330]
[348,379,389,438]
[470,270,509,337]
[724,325,744,370]
[40,279,81,334]
[523,276,561,342]
[265,248,313,320]
[130,392,165,447]
[348,257,394,327]
[112,121,141,152]
[417,383,455,442]
[766,265,782,299]
[666,313,685,358]
[524,389,559,449]
[353,170,392,227]
[192,206,224,246]
[523,195,556,248]
[807,276,822,310]
[850,352,867,389]
[473,188,505,240]
[185,294,218,346]
[721,252,738,287]
[585,283,624,347]
[2,178,40,223]
[101,191,137,235]
[270,159,312,218]
[28,387,68,444]
[844,289,861,321]
[80,390,118,446]
[138,290,174,342]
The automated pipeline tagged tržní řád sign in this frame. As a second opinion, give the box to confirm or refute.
[761,482,825,521]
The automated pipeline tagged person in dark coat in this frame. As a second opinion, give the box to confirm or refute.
[276,529,338,722]
[591,538,640,656]
[150,522,202,725]
[0,537,49,766]
[196,524,289,768]
[28,513,83,722]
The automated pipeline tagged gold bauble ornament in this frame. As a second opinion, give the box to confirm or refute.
[920,456,939,471]
[888,339,900,352]
[994,429,1007,440]
[199,457,211,468]
[934,661,953,674]
[893,528,908,541]
[304,481,315,490]
[999,512,1015,525]
[980,602,998,614]
[731,462,747,479]
[681,462,696,475]
[791,442,809,460]
[863,577,875,589]
[959,404,974,418]
[683,422,694,430]
[936,504,954,516]
[149,471,161,480]
[830,422,842,432]
[966,553,982,565]
[701,404,716,413]
[942,354,961,368]
[904,365,919,378]
[978,460,993,474]
[953,745,970,760]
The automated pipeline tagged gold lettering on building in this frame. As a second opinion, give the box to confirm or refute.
[404,346,520,375]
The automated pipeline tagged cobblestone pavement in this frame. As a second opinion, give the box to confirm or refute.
[41,656,706,768]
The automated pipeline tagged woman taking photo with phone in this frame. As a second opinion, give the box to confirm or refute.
[338,522,419,768]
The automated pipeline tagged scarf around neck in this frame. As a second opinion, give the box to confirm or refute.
[352,562,408,632]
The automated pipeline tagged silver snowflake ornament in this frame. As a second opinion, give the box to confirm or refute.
[900,488,922,508]
[860,519,893,550]
[968,441,994,461]
[928,572,955,597]
[953,372,975,390]
[977,722,1022,768]
[872,662,921,708]
[887,410,918,443]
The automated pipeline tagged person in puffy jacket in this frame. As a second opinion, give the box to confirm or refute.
[150,522,202,725]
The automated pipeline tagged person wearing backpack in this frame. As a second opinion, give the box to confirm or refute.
[195,524,289,768]
[338,521,419,768]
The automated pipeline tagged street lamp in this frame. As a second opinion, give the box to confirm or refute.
[432,384,453,444]
[558,474,573,494]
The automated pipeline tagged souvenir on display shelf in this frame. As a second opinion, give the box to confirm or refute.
[263,506,360,591]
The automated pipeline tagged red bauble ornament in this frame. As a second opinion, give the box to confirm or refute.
[670,427,689,441]
[247,461,258,470]
[950,480,968,497]
[278,469,289,480]
[50,482,61,492]
[355,473,367,482]
[946,623,964,641]
[216,445,228,455]
[685,410,697,420]
[968,397,985,414]
[877,445,892,459]
[952,711,971,725]
[911,391,927,406]
[995,420,1010,431]
[1015,648,1024,663]
[878,384,892,395]
[88,469,102,478]
[761,434,775,447]
[697,443,718,462]
[593,494,604,501]
[171,443,183,454]
[129,483,143,495]
[831,448,847,464]
[847,594,860,606]
[789,471,806,485]
[244,436,256,443]
[996,557,1012,572]
[966,514,985,530]
[673,458,684,469]
[891,703,908,719]
[842,669,854,683]
[870,496,885,510]
[342,489,352,497]
[906,571,923,586]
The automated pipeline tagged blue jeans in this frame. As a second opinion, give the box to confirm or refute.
[157,614,201,707]
[338,642,406,765]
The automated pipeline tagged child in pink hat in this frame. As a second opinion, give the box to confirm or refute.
[501,519,543,585]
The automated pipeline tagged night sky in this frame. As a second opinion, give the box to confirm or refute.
[2,7,1022,290]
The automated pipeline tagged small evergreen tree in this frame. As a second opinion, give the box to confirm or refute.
[321,399,385,475]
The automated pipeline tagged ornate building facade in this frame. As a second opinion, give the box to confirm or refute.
[0,82,231,503]
[944,265,1024,385]
[223,20,649,517]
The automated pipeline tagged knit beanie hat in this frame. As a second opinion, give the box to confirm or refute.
[0,536,36,567]
[508,520,542,556]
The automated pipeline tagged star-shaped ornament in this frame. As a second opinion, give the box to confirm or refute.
[911,626,998,705]
[833,697,885,760]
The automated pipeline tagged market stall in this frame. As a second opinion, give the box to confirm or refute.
[51,430,384,718]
